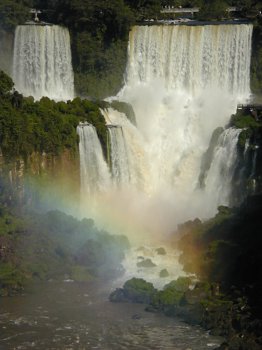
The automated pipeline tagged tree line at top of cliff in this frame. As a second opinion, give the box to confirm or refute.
[1,0,262,98]
[1,1,261,32]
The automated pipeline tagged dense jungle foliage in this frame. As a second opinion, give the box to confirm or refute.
[0,71,108,159]
[176,196,262,319]
[0,206,129,296]
[1,0,262,97]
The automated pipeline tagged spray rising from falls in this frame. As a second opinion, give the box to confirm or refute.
[76,24,253,286]
[79,24,253,243]
[119,24,252,221]
[13,25,74,101]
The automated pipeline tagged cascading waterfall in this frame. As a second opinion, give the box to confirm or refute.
[77,124,111,198]
[126,25,251,96]
[116,24,252,223]
[78,24,253,243]
[13,25,74,101]
[102,108,149,191]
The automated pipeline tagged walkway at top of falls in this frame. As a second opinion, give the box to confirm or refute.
[161,6,242,14]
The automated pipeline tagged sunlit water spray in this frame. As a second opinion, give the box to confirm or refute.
[79,24,253,285]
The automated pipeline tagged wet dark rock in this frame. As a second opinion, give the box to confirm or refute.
[159,269,169,278]
[215,342,229,350]
[109,278,157,304]
[155,247,166,255]
[137,259,156,268]
[222,333,262,350]
[135,246,153,257]
[132,314,141,320]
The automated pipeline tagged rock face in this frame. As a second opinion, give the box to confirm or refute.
[159,269,169,278]
[0,149,79,209]
[155,247,166,255]
[137,258,156,268]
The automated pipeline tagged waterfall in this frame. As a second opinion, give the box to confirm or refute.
[126,24,252,96]
[116,24,252,222]
[13,25,74,101]
[77,124,111,198]
[202,127,241,214]
[102,108,149,191]
[107,126,131,186]
[79,24,253,238]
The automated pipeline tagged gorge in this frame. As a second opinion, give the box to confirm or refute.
[0,6,262,349]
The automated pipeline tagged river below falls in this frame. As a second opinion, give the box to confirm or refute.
[0,281,223,350]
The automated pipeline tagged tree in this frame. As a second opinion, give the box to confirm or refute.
[0,0,31,30]
[198,0,228,20]
[0,70,14,96]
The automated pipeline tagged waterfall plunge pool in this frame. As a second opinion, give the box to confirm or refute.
[0,281,224,349]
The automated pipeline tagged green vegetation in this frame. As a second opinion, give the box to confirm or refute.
[231,109,261,129]
[230,108,262,154]
[151,277,193,315]
[109,277,157,303]
[177,196,262,316]
[198,0,228,20]
[0,71,108,159]
[0,207,129,295]
[159,268,169,277]
[0,0,31,31]
[251,18,262,93]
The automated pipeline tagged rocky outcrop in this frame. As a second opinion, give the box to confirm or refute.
[110,273,262,349]
[109,278,157,304]
[137,258,156,268]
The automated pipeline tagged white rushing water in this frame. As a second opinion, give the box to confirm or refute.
[76,24,253,287]
[108,126,131,187]
[13,25,74,100]
[115,245,189,290]
[119,24,252,221]
[202,127,242,214]
[79,24,253,242]
[125,25,252,96]
[77,124,111,199]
